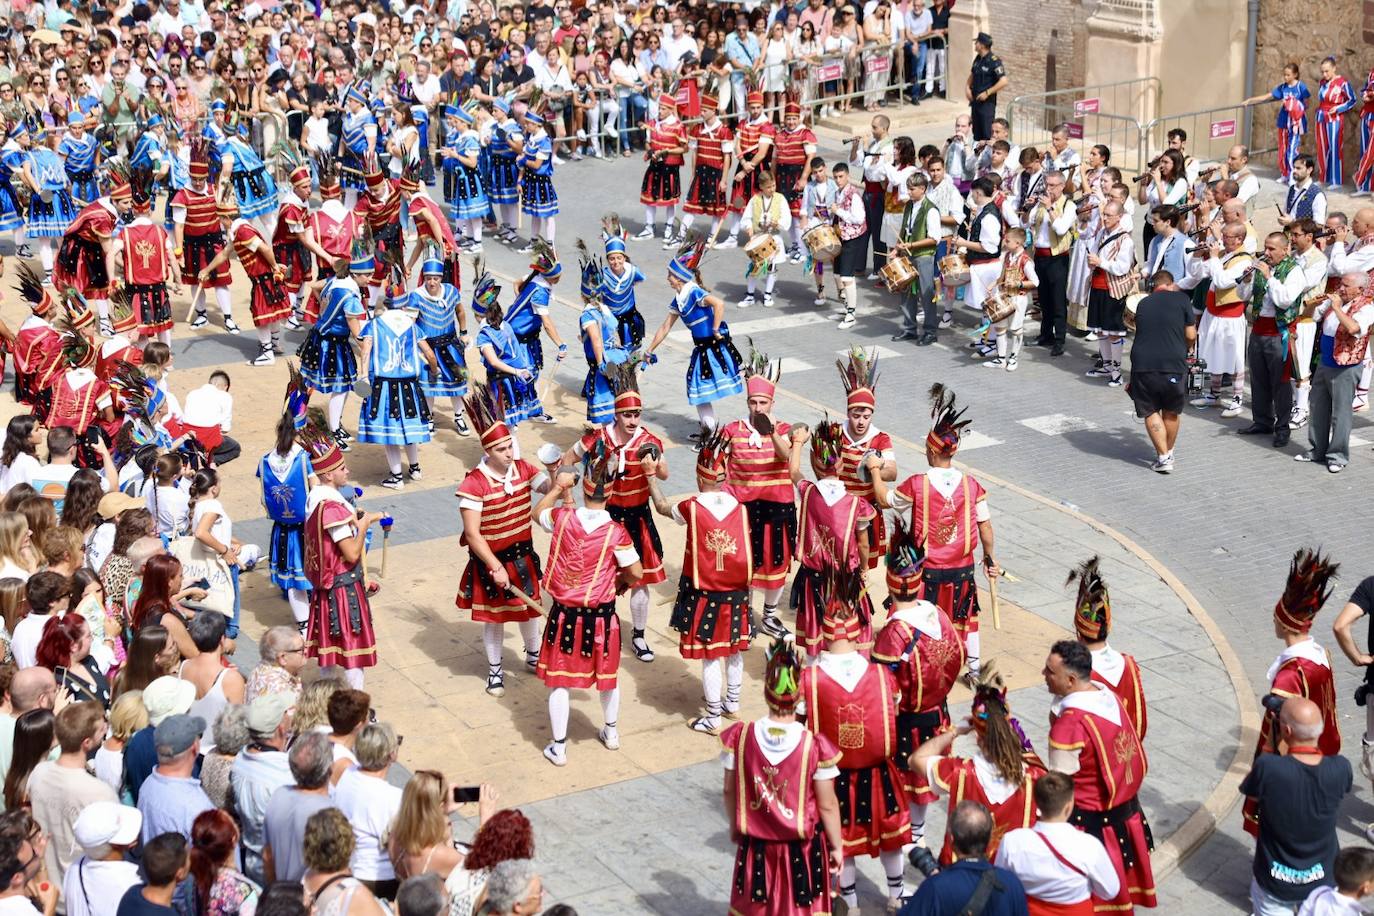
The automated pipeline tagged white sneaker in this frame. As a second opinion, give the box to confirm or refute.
[715,236,738,250]
[1190,394,1218,409]
[789,247,804,264]
[1005,357,1018,372]
[633,226,654,240]
[249,347,276,367]
[1220,397,1243,418]
[598,727,621,751]
[737,294,756,309]
[837,313,857,330]
[1290,407,1309,428]
[1150,454,1174,474]
[983,357,1005,368]
[762,293,774,308]
[1085,331,1100,341]
[866,272,880,282]
[813,293,826,306]
[542,742,568,767]
[938,313,953,329]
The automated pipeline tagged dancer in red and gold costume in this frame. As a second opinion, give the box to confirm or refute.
[791,418,874,657]
[637,92,687,244]
[721,637,844,916]
[645,426,754,735]
[870,383,997,679]
[10,261,64,408]
[720,88,775,249]
[837,348,895,571]
[774,100,818,259]
[1045,639,1155,911]
[1068,556,1148,742]
[456,382,551,699]
[356,157,405,308]
[172,147,236,333]
[1243,548,1342,837]
[200,201,292,366]
[273,162,332,326]
[301,425,382,691]
[45,301,116,447]
[54,178,131,335]
[108,179,179,346]
[871,517,965,874]
[676,93,734,245]
[800,580,909,912]
[531,445,643,767]
[563,372,667,662]
[912,663,1045,871]
[722,352,804,640]
[399,171,461,284]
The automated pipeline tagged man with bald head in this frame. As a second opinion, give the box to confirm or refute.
[1297,272,1374,471]
[1241,696,1352,914]
[1179,222,1253,418]
[1220,144,1259,202]
[1220,198,1257,253]
[0,667,59,786]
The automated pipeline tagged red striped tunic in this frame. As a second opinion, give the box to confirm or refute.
[647,120,688,166]
[735,118,775,160]
[170,186,219,235]
[456,459,540,552]
[577,426,664,508]
[689,122,733,169]
[722,419,795,504]
[231,222,273,278]
[774,127,816,165]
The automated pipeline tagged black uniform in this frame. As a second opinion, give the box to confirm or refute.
[969,52,1007,141]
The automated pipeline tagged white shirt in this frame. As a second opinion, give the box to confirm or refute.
[333,767,404,880]
[182,384,234,432]
[904,7,932,39]
[1328,238,1374,276]
[1315,298,1374,340]
[63,856,141,916]
[0,453,39,496]
[1299,886,1371,916]
[411,73,443,106]
[720,718,840,779]
[11,612,52,668]
[662,32,697,68]
[146,482,191,538]
[193,497,233,548]
[995,821,1120,904]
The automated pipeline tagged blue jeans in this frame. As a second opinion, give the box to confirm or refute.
[228,563,241,639]
[618,92,648,150]
[905,41,928,99]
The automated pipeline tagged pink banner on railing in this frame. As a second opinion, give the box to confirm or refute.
[864,55,891,76]
[817,61,843,82]
[1066,122,1084,139]
[1210,119,1236,139]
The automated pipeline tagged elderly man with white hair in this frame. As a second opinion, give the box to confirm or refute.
[477,859,541,916]
[1327,208,1374,410]
[1297,271,1374,472]
[245,625,307,704]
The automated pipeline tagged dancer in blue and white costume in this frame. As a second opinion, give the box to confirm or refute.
[202,101,228,178]
[474,266,541,428]
[220,123,279,236]
[407,255,472,436]
[643,237,744,432]
[299,248,372,452]
[58,111,99,206]
[506,239,569,423]
[339,88,377,208]
[259,372,316,635]
[22,128,76,275]
[517,107,558,248]
[487,98,523,244]
[599,233,647,349]
[440,104,489,253]
[0,123,32,253]
[356,282,438,490]
[576,245,630,426]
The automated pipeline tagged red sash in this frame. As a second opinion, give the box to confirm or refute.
[1027,832,1094,916]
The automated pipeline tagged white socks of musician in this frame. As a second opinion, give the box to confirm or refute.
[287,588,310,633]
[1097,337,1112,366]
[37,239,53,273]
[696,401,717,431]
[909,802,929,845]
[328,393,347,432]
[840,277,857,318]
[839,861,859,909]
[745,273,776,297]
[966,630,981,678]
[791,224,804,251]
[701,657,723,727]
[881,850,905,900]
[1109,337,1124,374]
[1295,384,1311,413]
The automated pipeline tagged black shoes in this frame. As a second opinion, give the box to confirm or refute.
[1273,429,1291,447]
[915,333,938,346]
[1236,423,1272,436]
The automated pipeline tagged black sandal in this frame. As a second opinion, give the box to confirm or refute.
[631,628,654,662]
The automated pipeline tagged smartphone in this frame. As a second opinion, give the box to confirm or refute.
[452,786,482,804]
[53,666,66,684]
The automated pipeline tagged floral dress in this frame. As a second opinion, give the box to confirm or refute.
[208,868,260,916]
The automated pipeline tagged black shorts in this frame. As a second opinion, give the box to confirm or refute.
[835,235,868,277]
[1129,370,1186,418]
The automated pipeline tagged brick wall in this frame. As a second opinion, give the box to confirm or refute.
[979,0,1087,102]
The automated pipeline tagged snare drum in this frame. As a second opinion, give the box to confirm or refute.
[939,252,970,287]
[880,256,917,292]
[1124,293,1142,332]
[803,224,842,263]
[744,233,779,268]
[983,288,1017,325]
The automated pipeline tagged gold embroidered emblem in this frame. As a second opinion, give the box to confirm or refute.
[751,766,795,819]
[837,703,866,750]
[1113,728,1138,786]
[931,494,958,546]
[704,528,737,572]
[134,239,157,270]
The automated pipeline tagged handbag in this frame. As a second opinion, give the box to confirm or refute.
[168,535,235,618]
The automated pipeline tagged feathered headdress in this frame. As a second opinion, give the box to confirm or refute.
[188,134,211,181]
[694,423,731,483]
[809,416,845,475]
[763,637,803,714]
[349,231,377,275]
[282,360,310,430]
[885,516,926,602]
[838,347,880,411]
[61,288,95,333]
[743,338,780,402]
[56,322,95,370]
[109,287,137,336]
[13,260,52,317]
[110,360,163,419]
[314,150,340,197]
[582,438,621,501]
[600,213,627,256]
[1067,556,1112,643]
[471,258,502,318]
[607,361,642,415]
[970,660,1035,754]
[667,232,707,285]
[1274,548,1340,634]
[926,383,971,457]
[278,142,311,188]
[129,166,155,213]
[820,564,866,645]
[104,155,132,202]
[526,236,561,280]
[576,239,604,303]
[297,406,346,476]
[464,381,512,451]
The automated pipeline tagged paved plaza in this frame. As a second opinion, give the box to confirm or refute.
[9,120,1374,913]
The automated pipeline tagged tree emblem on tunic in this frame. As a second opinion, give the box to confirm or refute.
[1113,728,1138,787]
[134,239,157,270]
[704,528,737,572]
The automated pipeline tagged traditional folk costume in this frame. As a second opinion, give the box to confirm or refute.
[790,420,875,657]
[0,125,29,233]
[299,252,370,450]
[487,100,524,240]
[25,141,76,242]
[925,672,1044,868]
[309,157,357,274]
[721,639,840,916]
[473,270,540,427]
[259,373,316,631]
[535,450,640,766]
[356,292,433,488]
[680,95,734,235]
[671,427,753,734]
[573,382,666,661]
[456,385,547,696]
[508,239,562,380]
[773,104,817,223]
[518,109,558,232]
[575,248,629,426]
[55,185,130,329]
[737,187,789,308]
[723,359,796,637]
[1315,73,1356,187]
[726,93,776,226]
[339,91,377,195]
[986,246,1039,369]
[871,525,966,855]
[1356,68,1374,195]
[880,385,990,677]
[403,177,462,285]
[356,167,405,303]
[832,177,868,329]
[1243,549,1343,837]
[10,265,64,407]
[302,438,378,678]
[800,596,909,911]
[599,236,647,349]
[441,105,489,234]
[1068,557,1149,744]
[114,192,176,341]
[221,131,278,223]
[229,207,293,363]
[58,118,99,205]
[1270,79,1311,182]
[639,93,687,241]
[172,157,234,331]
[665,243,745,409]
[836,351,892,569]
[408,258,469,432]
[1048,682,1154,912]
[1084,224,1135,387]
[272,165,315,306]
[1180,246,1253,412]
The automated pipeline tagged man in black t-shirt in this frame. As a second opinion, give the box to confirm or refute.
[1240,698,1352,914]
[1127,272,1196,474]
[1331,574,1374,821]
[499,44,536,101]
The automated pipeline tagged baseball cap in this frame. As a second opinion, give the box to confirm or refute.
[143,676,196,726]
[246,693,293,736]
[154,714,206,757]
[73,802,142,850]
[98,491,143,519]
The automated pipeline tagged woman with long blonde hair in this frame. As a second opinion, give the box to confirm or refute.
[387,771,497,881]
[0,511,37,580]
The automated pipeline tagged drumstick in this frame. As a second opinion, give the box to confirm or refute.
[987,566,1002,631]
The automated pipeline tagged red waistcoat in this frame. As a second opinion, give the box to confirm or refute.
[723,720,840,842]
[170,187,219,235]
[681,495,752,592]
[796,479,871,573]
[578,426,663,508]
[690,122,732,169]
[542,507,632,607]
[871,602,966,714]
[897,473,985,569]
[120,223,171,284]
[232,222,273,277]
[46,372,109,434]
[802,658,899,770]
[1048,694,1147,812]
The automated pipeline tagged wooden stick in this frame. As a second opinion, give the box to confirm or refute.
[505,582,545,617]
[987,566,1001,631]
[380,530,389,578]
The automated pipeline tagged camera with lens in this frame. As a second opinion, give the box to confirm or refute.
[1356,681,1372,707]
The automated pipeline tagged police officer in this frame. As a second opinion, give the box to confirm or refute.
[967,32,1008,142]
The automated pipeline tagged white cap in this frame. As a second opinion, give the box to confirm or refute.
[142,676,196,726]
[73,802,142,851]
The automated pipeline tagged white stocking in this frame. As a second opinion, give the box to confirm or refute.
[701,657,723,723]
[599,687,619,730]
[404,444,419,465]
[880,850,905,899]
[696,401,716,430]
[548,686,570,740]
[189,286,206,315]
[1097,337,1112,363]
[763,272,776,295]
[327,393,347,431]
[37,239,53,272]
[644,206,656,229]
[839,860,858,908]
[468,219,483,242]
[629,586,650,632]
[499,203,517,228]
[93,298,109,320]
[761,586,783,616]
[909,801,929,843]
[965,629,981,676]
[543,217,556,244]
[287,588,310,630]
[215,286,233,317]
[1296,384,1311,412]
[1108,336,1125,371]
[727,214,740,237]
[790,223,803,249]
[343,668,364,689]
[724,652,744,713]
[517,618,540,653]
[158,329,172,345]
[680,213,696,233]
[483,622,505,669]
[257,325,273,347]
[384,445,403,475]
